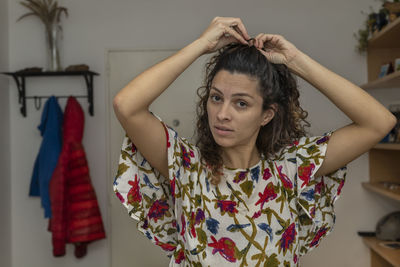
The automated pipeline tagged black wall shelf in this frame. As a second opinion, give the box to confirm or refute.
[1,70,99,117]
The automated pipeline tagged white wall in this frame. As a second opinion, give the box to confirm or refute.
[0,0,11,266]
[6,0,400,266]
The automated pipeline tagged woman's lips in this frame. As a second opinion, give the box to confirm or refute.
[214,126,233,136]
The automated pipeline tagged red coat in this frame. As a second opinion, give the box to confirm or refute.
[49,96,106,257]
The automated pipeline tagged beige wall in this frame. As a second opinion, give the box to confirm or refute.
[5,0,400,266]
[0,0,11,266]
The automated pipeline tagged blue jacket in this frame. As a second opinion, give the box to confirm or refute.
[29,96,63,218]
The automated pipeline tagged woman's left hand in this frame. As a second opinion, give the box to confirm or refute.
[253,33,301,66]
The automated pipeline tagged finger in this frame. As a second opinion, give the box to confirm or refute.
[225,27,248,45]
[263,34,281,47]
[220,17,250,41]
[254,34,264,49]
[246,38,255,47]
[255,33,274,49]
[232,20,250,40]
[257,48,267,57]
[231,25,244,38]
[254,34,264,48]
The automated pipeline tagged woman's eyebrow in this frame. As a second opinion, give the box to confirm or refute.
[211,86,254,99]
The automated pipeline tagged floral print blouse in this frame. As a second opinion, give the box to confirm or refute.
[113,114,347,267]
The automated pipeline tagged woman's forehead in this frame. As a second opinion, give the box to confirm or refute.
[211,70,261,97]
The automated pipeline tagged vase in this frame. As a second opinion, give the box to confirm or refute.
[45,22,63,72]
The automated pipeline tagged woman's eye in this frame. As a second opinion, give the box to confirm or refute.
[210,95,221,102]
[237,101,247,108]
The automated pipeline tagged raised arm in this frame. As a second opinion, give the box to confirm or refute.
[113,17,250,178]
[253,33,397,177]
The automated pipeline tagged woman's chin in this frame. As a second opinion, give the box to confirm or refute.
[212,135,233,148]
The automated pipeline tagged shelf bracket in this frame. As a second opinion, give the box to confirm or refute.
[1,70,99,117]
[9,73,27,116]
[82,72,94,116]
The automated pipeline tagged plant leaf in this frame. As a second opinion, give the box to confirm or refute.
[16,12,36,22]
[19,2,39,14]
[56,7,68,22]
[48,2,57,23]
[17,0,68,25]
[19,0,48,24]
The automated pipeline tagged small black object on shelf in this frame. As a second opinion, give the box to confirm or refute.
[357,231,376,237]
[1,70,99,117]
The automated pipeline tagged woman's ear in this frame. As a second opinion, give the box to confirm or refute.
[261,103,277,126]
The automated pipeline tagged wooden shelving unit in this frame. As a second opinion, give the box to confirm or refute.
[360,71,400,90]
[373,143,400,150]
[359,15,400,267]
[368,16,400,48]
[362,182,400,202]
[362,237,400,267]
[363,16,400,88]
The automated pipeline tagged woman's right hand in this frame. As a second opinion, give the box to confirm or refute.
[198,17,250,54]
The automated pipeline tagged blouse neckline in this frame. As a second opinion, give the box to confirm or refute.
[222,154,265,173]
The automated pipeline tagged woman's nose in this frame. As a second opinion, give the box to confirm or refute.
[216,103,231,121]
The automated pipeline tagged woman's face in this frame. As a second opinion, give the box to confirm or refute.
[207,70,275,150]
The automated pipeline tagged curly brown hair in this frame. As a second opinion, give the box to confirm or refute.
[195,43,311,185]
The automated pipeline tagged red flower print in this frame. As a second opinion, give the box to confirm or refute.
[309,227,328,247]
[208,236,237,262]
[116,191,125,203]
[154,236,177,252]
[292,140,299,147]
[181,144,191,168]
[255,182,277,209]
[205,162,212,170]
[315,177,325,194]
[175,247,185,264]
[180,213,186,242]
[310,206,315,217]
[185,208,206,238]
[162,123,171,148]
[190,150,195,157]
[275,163,293,189]
[279,223,296,252]
[337,179,345,195]
[127,175,141,205]
[131,143,137,153]
[190,211,197,238]
[170,175,176,199]
[298,163,315,188]
[216,200,238,215]
[148,199,169,223]
[233,171,247,183]
[252,210,261,219]
[294,253,298,263]
[263,168,272,180]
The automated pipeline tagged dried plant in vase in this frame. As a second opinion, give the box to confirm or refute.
[16,0,69,71]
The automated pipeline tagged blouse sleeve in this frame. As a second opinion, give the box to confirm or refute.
[112,113,200,260]
[295,130,347,256]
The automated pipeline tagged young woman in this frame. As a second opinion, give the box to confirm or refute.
[112,17,396,266]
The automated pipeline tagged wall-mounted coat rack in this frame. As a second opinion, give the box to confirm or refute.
[1,70,99,117]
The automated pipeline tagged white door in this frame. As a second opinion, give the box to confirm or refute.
[107,49,209,267]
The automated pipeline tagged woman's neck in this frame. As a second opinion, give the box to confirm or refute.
[221,146,261,169]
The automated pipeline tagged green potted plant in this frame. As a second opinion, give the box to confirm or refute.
[16,0,68,71]
[383,0,400,21]
[354,4,390,54]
